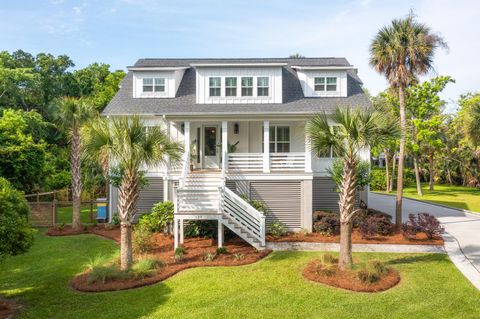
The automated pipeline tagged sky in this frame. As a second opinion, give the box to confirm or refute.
[1,0,478,112]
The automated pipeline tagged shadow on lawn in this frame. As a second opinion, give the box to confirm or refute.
[386,253,446,266]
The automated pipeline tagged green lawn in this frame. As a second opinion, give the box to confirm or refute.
[1,232,479,318]
[56,204,98,224]
[378,184,480,212]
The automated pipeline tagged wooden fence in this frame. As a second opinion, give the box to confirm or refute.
[27,199,99,227]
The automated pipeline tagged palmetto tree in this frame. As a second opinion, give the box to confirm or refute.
[56,97,96,231]
[84,116,182,270]
[307,106,398,269]
[369,12,447,227]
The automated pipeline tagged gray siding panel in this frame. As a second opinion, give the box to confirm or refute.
[312,177,340,212]
[249,180,302,230]
[136,177,164,216]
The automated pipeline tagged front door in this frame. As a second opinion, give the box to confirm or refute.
[202,125,219,169]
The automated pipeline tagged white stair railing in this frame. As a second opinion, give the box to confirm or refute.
[219,186,266,246]
[178,149,190,188]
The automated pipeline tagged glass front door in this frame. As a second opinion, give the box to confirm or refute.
[203,125,219,168]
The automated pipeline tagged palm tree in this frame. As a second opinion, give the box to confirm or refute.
[84,116,182,270]
[307,106,398,269]
[56,97,96,231]
[369,12,447,227]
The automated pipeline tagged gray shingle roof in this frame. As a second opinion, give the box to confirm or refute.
[103,57,370,116]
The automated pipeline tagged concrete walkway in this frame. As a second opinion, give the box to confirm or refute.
[369,192,480,289]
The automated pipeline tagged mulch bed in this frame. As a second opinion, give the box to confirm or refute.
[303,259,401,292]
[0,298,22,319]
[268,229,443,245]
[46,225,271,292]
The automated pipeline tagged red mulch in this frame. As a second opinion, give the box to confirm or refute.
[0,299,21,319]
[268,229,443,245]
[303,259,401,292]
[49,226,271,292]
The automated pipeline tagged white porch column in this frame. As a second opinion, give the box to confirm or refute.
[263,120,270,173]
[305,122,312,173]
[222,121,228,174]
[179,219,184,244]
[218,220,224,248]
[183,121,190,154]
[174,218,179,250]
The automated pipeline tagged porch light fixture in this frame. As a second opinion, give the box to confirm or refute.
[181,123,185,134]
[234,123,239,134]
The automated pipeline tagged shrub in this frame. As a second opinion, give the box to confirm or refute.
[367,260,388,276]
[402,213,443,239]
[369,168,416,191]
[87,265,129,284]
[216,247,228,255]
[202,252,216,262]
[352,208,392,227]
[312,211,338,222]
[85,254,108,271]
[313,216,340,236]
[269,220,287,237]
[0,177,34,260]
[315,262,336,277]
[185,220,217,238]
[240,194,268,214]
[131,258,165,279]
[174,247,186,263]
[358,215,394,239]
[233,253,244,261]
[111,214,120,226]
[104,223,115,230]
[138,201,174,234]
[83,224,89,232]
[133,223,154,254]
[321,254,338,265]
[57,222,66,231]
[357,269,380,284]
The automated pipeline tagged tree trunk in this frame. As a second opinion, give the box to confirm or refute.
[117,168,140,270]
[413,155,423,196]
[395,85,407,228]
[384,149,390,192]
[120,222,133,271]
[338,157,357,270]
[429,152,435,191]
[390,152,396,192]
[71,127,82,231]
[447,167,453,185]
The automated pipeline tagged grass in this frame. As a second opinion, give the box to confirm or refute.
[56,204,97,224]
[377,184,480,212]
[0,232,479,318]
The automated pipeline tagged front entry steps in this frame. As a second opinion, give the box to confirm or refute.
[174,170,266,251]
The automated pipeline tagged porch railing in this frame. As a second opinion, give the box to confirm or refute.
[227,153,264,172]
[270,152,306,171]
[227,152,306,172]
[178,149,190,188]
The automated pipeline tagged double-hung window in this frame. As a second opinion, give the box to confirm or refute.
[314,77,337,92]
[263,125,290,153]
[257,77,269,96]
[143,78,165,93]
[209,77,221,97]
[225,77,237,97]
[241,77,253,96]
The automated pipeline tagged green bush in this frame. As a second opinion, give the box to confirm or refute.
[185,220,217,238]
[87,265,129,284]
[357,269,380,284]
[216,247,228,255]
[138,201,174,233]
[133,223,154,254]
[0,177,35,260]
[111,214,120,226]
[240,194,268,214]
[315,262,336,277]
[233,253,244,261]
[202,252,216,262]
[368,260,388,276]
[131,258,165,279]
[268,220,287,237]
[174,247,186,263]
[321,254,338,265]
[370,168,416,191]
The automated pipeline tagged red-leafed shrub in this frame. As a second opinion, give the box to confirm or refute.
[401,213,444,239]
[359,215,394,239]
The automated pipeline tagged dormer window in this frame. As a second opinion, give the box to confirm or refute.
[314,77,337,92]
[209,77,221,97]
[257,77,269,96]
[225,77,237,96]
[142,77,165,93]
[241,77,253,96]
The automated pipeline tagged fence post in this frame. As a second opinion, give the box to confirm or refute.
[90,199,94,223]
[52,199,57,226]
[36,193,40,203]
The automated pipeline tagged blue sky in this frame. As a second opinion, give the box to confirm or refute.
[1,0,478,112]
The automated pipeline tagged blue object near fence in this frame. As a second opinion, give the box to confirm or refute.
[96,198,108,222]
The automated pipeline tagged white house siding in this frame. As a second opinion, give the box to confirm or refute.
[195,67,283,104]
[296,70,348,97]
[132,71,176,98]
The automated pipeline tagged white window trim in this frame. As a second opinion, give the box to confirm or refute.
[140,76,167,97]
[241,76,254,97]
[262,124,291,153]
[208,76,222,98]
[207,75,271,99]
[225,76,237,97]
[314,76,338,93]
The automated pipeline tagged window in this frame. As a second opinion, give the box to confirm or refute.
[314,77,337,92]
[143,78,165,93]
[241,77,253,96]
[263,125,290,153]
[257,77,269,96]
[225,77,237,97]
[209,77,221,97]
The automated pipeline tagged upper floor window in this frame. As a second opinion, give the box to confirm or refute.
[241,77,253,96]
[257,77,269,96]
[209,77,221,97]
[225,77,237,97]
[143,77,165,93]
[314,77,337,92]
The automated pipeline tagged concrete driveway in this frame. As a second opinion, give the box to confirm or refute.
[369,192,480,289]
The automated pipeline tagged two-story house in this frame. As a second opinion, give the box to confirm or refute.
[103,57,371,250]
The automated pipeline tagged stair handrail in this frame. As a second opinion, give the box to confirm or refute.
[178,149,190,189]
[219,186,266,246]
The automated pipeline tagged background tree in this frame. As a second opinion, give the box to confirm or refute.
[369,12,447,226]
[55,97,96,230]
[307,106,397,269]
[84,116,182,270]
